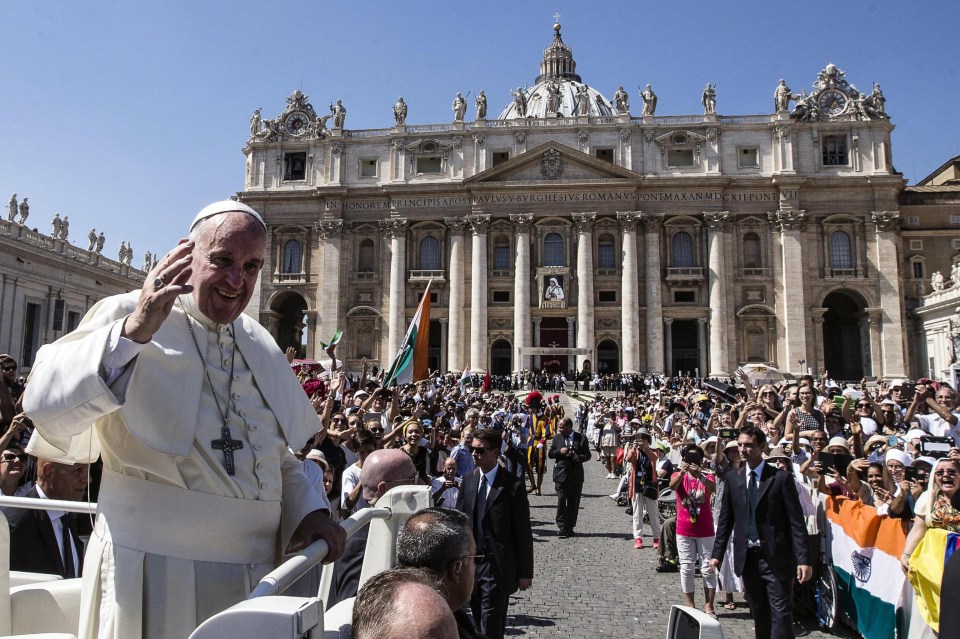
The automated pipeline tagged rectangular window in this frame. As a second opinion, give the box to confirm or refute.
[595,148,614,163]
[738,147,759,168]
[492,151,510,166]
[597,244,616,270]
[952,239,960,250]
[821,135,848,166]
[598,290,617,303]
[283,152,307,181]
[429,292,439,304]
[908,216,919,225]
[67,311,80,333]
[416,156,443,174]
[492,291,510,303]
[52,299,65,332]
[21,302,42,367]
[493,245,511,271]
[950,216,960,225]
[674,291,696,303]
[359,159,378,178]
[912,261,925,279]
[909,240,923,251]
[666,149,694,167]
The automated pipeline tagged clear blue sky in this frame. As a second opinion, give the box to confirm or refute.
[2,1,957,264]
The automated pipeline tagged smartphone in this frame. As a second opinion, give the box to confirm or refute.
[718,427,738,440]
[920,436,954,459]
[904,466,920,482]
[818,452,853,476]
[833,395,846,410]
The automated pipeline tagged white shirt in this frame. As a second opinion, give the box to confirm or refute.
[917,411,960,442]
[34,484,79,575]
[339,463,365,514]
[478,464,498,499]
[744,461,765,548]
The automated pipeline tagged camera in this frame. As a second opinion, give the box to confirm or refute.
[718,427,738,440]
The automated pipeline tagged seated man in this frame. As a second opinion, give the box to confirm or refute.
[352,567,458,639]
[398,507,478,639]
[2,457,88,578]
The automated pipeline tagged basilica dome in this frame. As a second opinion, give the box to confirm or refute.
[496,22,618,120]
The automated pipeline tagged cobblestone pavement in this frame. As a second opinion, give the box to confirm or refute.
[503,392,856,639]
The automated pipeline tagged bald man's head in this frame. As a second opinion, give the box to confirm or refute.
[352,567,457,639]
[360,448,417,504]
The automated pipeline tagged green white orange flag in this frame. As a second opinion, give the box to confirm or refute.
[383,281,431,387]
[319,328,343,351]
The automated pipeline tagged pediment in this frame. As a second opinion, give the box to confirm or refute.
[465,142,639,185]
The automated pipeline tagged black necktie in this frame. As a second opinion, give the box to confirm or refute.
[746,469,760,544]
[61,514,76,578]
[475,474,488,547]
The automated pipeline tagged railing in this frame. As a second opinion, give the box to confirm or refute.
[720,114,771,124]
[404,123,456,133]
[0,495,97,515]
[274,272,308,284]
[826,268,858,279]
[490,270,512,278]
[666,266,704,279]
[596,268,618,277]
[409,269,444,281]
[739,267,769,277]
[352,271,378,281]
[344,128,393,138]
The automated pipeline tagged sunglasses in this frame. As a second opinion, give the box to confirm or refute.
[1,453,24,463]
[857,404,871,409]
[935,470,959,478]
[470,446,493,455]
[460,552,486,563]
[1,366,16,372]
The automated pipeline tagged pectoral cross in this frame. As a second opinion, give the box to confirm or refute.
[211,425,244,476]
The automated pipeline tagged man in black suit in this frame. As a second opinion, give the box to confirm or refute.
[3,457,88,578]
[456,429,534,639]
[709,425,812,639]
[548,417,591,537]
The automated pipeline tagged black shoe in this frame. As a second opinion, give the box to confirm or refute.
[558,531,570,539]
[656,562,680,573]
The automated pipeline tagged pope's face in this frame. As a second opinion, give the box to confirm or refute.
[190,213,265,325]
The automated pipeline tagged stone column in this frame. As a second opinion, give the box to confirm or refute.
[642,213,665,373]
[697,317,708,377]
[468,215,491,372]
[617,211,641,372]
[704,211,732,377]
[316,220,343,359]
[810,308,828,375]
[862,308,884,378]
[871,211,908,377]
[664,318,674,376]
[511,213,533,372]
[439,318,449,374]
[444,217,468,373]
[380,218,408,361]
[769,210,808,376]
[572,212,597,370]
[532,317,542,371]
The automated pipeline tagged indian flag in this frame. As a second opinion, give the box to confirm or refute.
[825,496,908,639]
[382,282,431,387]
[459,366,471,390]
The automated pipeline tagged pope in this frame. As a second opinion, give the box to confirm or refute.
[23,200,346,639]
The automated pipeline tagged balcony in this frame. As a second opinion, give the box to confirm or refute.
[739,267,769,278]
[351,271,379,282]
[596,269,618,277]
[825,267,861,280]
[490,270,512,278]
[666,267,704,282]
[409,269,445,284]
[273,272,308,285]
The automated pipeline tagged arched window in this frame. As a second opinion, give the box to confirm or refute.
[493,235,511,271]
[597,234,616,270]
[543,232,564,266]
[282,239,302,274]
[742,233,762,268]
[830,231,853,269]
[671,232,694,267]
[358,239,375,272]
[419,236,441,270]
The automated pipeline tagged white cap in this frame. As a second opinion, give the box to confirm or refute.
[905,428,927,441]
[885,448,912,467]
[190,200,266,232]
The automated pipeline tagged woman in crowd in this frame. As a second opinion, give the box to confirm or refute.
[711,439,743,610]
[626,429,661,549]
[400,420,430,484]
[670,443,718,618]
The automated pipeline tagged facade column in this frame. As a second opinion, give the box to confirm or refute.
[444,217,468,373]
[871,211,908,377]
[438,318,449,374]
[862,308,884,378]
[572,212,596,370]
[315,220,343,359]
[468,215,490,372]
[704,211,732,377]
[697,318,708,378]
[532,317,542,371]
[769,210,808,376]
[641,213,665,373]
[810,308,828,375]
[664,318,674,376]
[510,213,533,372]
[380,218,408,361]
[617,211,641,372]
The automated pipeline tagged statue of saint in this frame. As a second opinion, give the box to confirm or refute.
[475,90,487,119]
[774,79,792,112]
[88,228,97,251]
[932,271,945,292]
[119,241,127,263]
[52,213,63,238]
[613,85,629,113]
[144,251,153,271]
[7,194,16,222]
[702,83,716,115]
[951,262,960,288]
[640,84,658,116]
[452,92,467,122]
[61,215,69,241]
[96,231,105,254]
[511,87,527,117]
[393,97,408,126]
[545,82,561,113]
[18,198,29,225]
[330,100,346,128]
[576,84,590,116]
[249,108,262,139]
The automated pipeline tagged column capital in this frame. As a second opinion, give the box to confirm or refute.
[697,317,708,326]
[862,307,884,323]
[438,317,449,325]
[663,317,674,326]
[703,210,733,232]
[616,211,642,232]
[871,210,901,233]
[315,219,343,239]
[767,209,806,232]
[444,216,469,234]
[467,214,490,235]
[810,307,828,323]
[571,212,597,233]
[379,218,408,239]
[640,212,664,233]
[473,132,486,147]
[509,213,534,233]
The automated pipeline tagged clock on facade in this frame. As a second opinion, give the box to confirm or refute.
[284,111,310,136]
[818,90,848,116]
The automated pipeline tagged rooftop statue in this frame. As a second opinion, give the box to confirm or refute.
[394,97,408,126]
[639,84,657,116]
[452,92,467,122]
[475,90,487,119]
[613,85,629,113]
[702,83,716,115]
[330,100,346,128]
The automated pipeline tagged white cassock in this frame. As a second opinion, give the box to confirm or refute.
[23,292,326,639]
